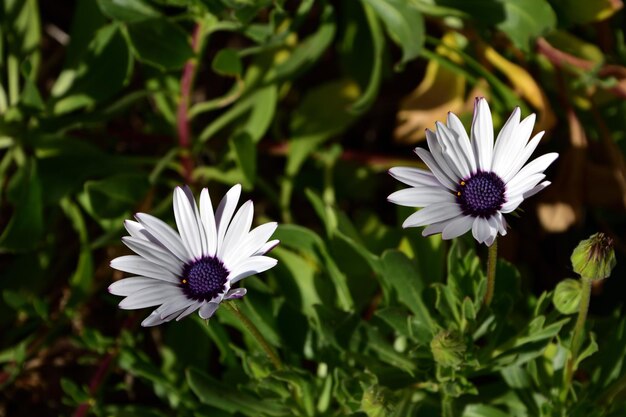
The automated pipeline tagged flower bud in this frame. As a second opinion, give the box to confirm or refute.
[430,330,466,368]
[553,279,581,315]
[571,233,616,280]
[360,385,392,417]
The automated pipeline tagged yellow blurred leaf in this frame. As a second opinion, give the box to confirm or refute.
[394,33,466,144]
[482,44,557,133]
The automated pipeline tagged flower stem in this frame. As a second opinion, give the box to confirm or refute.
[224,301,283,370]
[483,238,498,306]
[564,277,592,390]
[442,393,454,417]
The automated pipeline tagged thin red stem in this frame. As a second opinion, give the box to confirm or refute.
[71,314,138,417]
[177,24,203,184]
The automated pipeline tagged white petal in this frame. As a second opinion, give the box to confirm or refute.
[502,131,545,183]
[136,213,189,262]
[506,173,546,200]
[388,167,440,187]
[426,129,462,181]
[402,203,462,228]
[523,181,551,199]
[110,255,180,283]
[494,212,508,236]
[491,107,521,175]
[470,98,494,171]
[436,122,471,178]
[124,220,148,240]
[414,148,457,191]
[200,188,218,257]
[495,113,536,178]
[215,184,242,253]
[174,187,204,260]
[223,222,277,268]
[485,216,501,246]
[119,285,182,310]
[253,239,280,256]
[500,198,524,213]
[140,306,184,326]
[441,215,474,240]
[228,256,278,284]
[224,288,247,300]
[471,217,493,244]
[507,153,558,186]
[141,310,168,327]
[176,301,203,321]
[422,220,449,236]
[199,302,220,319]
[388,187,454,207]
[122,237,183,276]
[220,200,254,259]
[109,277,163,296]
[158,296,195,319]
[446,112,477,174]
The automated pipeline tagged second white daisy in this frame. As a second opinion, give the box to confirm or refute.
[388,98,558,246]
[109,184,279,326]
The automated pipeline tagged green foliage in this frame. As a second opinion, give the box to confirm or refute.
[1,0,626,416]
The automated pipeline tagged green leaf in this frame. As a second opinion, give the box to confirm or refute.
[0,161,43,252]
[243,84,277,142]
[349,1,384,114]
[380,250,433,338]
[361,0,424,67]
[286,79,360,176]
[84,174,149,219]
[274,224,354,311]
[97,0,161,22]
[462,404,510,417]
[52,24,132,113]
[273,3,336,81]
[230,131,256,187]
[366,325,417,374]
[127,18,193,70]
[574,333,598,369]
[1,0,41,58]
[60,378,90,404]
[60,199,94,304]
[186,368,289,416]
[37,137,126,205]
[435,0,556,52]
[550,0,622,25]
[496,0,556,51]
[212,48,242,77]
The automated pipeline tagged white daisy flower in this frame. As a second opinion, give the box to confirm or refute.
[109,184,279,327]
[388,97,558,246]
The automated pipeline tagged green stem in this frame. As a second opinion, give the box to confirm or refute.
[8,55,20,106]
[483,239,498,306]
[442,393,454,417]
[224,301,283,370]
[564,277,592,390]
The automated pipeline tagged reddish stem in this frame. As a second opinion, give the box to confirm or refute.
[177,24,203,184]
[71,314,138,417]
[536,37,626,98]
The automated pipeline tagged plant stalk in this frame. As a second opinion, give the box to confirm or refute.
[483,238,498,306]
[564,277,592,392]
[224,301,283,370]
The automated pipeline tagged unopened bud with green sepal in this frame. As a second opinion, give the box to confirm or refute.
[360,385,393,417]
[431,330,466,368]
[571,233,616,281]
[553,279,581,314]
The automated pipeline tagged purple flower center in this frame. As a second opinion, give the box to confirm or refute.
[181,256,229,301]
[456,171,506,218]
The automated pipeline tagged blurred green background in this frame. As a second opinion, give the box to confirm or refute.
[1,0,626,416]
